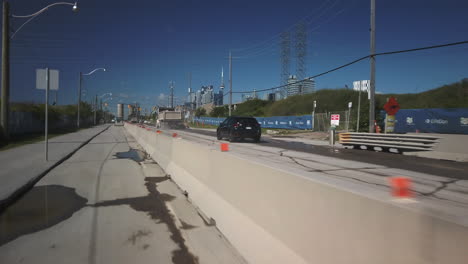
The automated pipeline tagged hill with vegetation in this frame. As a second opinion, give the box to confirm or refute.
[201,79,467,129]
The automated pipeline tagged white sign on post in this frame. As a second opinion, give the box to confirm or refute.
[36,68,59,161]
[36,69,59,90]
[331,114,340,126]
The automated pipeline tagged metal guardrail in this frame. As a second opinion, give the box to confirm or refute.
[339,132,439,152]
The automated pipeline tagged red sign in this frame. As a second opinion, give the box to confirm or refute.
[330,114,340,126]
[383,96,400,116]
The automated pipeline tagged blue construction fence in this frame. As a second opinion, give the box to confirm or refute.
[193,115,313,130]
[385,108,468,134]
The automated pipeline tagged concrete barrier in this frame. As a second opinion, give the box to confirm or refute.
[125,123,468,264]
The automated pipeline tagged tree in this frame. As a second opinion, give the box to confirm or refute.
[210,105,229,117]
[194,107,207,117]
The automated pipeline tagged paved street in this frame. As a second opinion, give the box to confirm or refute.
[180,127,468,179]
[0,126,245,264]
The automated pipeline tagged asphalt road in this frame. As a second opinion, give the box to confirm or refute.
[183,128,468,180]
[0,126,245,264]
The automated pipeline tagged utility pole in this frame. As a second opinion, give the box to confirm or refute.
[1,1,10,139]
[94,94,97,125]
[229,51,232,116]
[45,68,49,161]
[170,81,174,108]
[77,72,82,128]
[369,0,376,133]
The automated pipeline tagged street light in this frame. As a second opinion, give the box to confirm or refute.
[94,92,112,125]
[77,68,106,128]
[1,1,79,139]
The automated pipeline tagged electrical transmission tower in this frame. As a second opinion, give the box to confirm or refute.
[295,22,307,84]
[280,31,291,98]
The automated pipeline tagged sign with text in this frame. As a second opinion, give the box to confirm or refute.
[331,114,340,126]
[194,115,313,130]
[385,115,396,133]
[36,69,59,90]
[392,108,468,134]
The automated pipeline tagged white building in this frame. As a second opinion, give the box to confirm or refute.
[286,75,315,97]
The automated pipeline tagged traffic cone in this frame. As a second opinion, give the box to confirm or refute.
[389,177,413,198]
[220,143,229,152]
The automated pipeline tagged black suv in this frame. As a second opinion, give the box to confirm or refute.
[217,116,261,142]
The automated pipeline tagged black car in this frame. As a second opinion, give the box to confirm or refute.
[217,116,261,142]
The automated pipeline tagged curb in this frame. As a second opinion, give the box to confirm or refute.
[0,125,111,213]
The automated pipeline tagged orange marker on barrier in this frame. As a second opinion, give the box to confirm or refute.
[389,177,413,198]
[220,143,229,152]
[172,133,178,138]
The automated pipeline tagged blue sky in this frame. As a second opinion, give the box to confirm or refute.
[3,0,468,113]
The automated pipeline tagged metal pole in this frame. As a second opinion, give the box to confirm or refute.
[384,114,387,134]
[77,72,82,128]
[94,94,97,125]
[357,81,362,132]
[345,110,349,132]
[312,100,316,131]
[347,107,352,132]
[170,81,174,108]
[1,1,10,139]
[54,91,57,105]
[369,0,376,133]
[229,51,232,116]
[45,68,49,161]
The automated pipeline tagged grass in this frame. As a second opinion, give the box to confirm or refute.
[0,128,85,151]
[188,122,218,129]
[264,129,311,135]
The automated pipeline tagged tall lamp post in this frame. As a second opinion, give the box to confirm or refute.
[77,68,106,128]
[94,93,112,125]
[1,1,78,139]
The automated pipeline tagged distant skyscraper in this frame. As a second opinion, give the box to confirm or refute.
[220,67,225,92]
[286,75,315,97]
[215,67,224,106]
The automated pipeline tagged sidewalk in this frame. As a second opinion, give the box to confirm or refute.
[0,125,110,210]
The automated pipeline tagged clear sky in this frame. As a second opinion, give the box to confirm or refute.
[3,0,468,113]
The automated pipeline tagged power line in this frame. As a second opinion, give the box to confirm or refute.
[231,0,342,55]
[234,7,348,60]
[231,40,468,94]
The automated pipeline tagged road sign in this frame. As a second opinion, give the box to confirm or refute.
[36,69,59,90]
[384,96,400,116]
[36,68,59,161]
[331,114,340,126]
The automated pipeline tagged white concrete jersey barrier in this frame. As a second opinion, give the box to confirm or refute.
[125,123,468,264]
